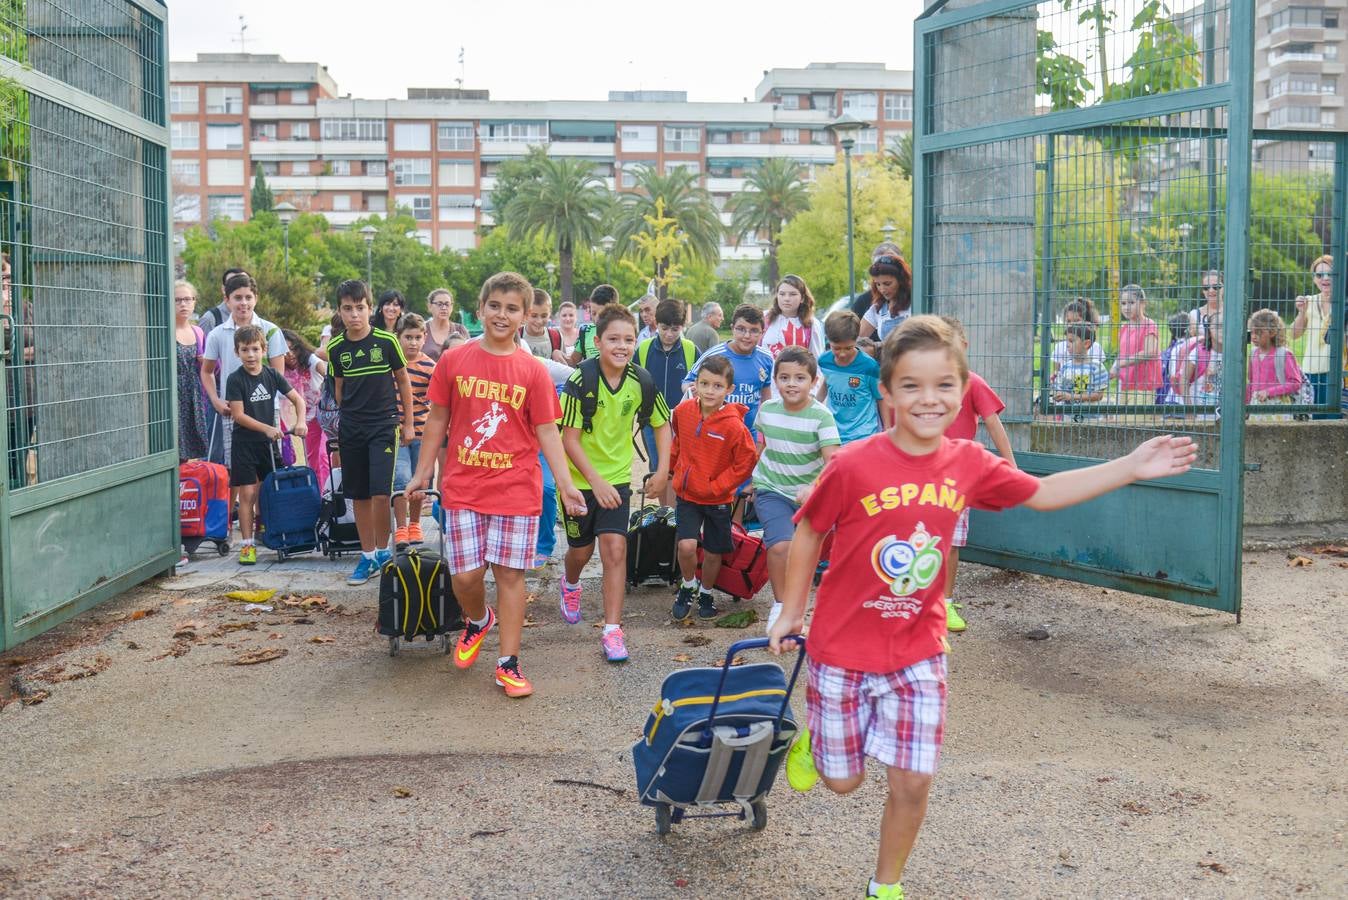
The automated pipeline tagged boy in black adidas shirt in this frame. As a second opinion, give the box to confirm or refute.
[327,279,415,585]
[225,325,307,565]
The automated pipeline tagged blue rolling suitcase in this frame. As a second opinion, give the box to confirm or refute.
[632,636,805,835]
[257,446,321,561]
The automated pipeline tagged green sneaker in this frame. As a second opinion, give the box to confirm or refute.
[945,600,967,633]
[786,726,819,793]
[866,881,904,899]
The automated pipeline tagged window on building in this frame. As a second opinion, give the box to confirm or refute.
[205,86,243,115]
[205,123,242,150]
[252,122,277,142]
[741,130,761,144]
[169,85,198,115]
[329,159,351,176]
[171,159,200,186]
[366,160,386,177]
[207,159,245,186]
[393,158,432,186]
[779,128,799,144]
[331,194,352,212]
[399,195,432,221]
[1270,6,1338,30]
[257,161,280,176]
[811,93,835,114]
[441,229,477,252]
[708,130,730,144]
[289,89,309,104]
[620,124,657,152]
[483,122,547,143]
[394,122,432,151]
[664,160,701,176]
[207,195,245,222]
[170,121,199,150]
[439,161,475,187]
[884,92,913,121]
[812,129,832,144]
[856,128,879,154]
[438,122,474,151]
[842,92,879,119]
[290,121,310,140]
[367,194,387,212]
[1268,105,1324,127]
[288,160,312,176]
[664,126,701,153]
[1309,142,1336,160]
[780,94,799,110]
[173,194,200,223]
[254,91,277,106]
[321,118,387,142]
[439,193,477,222]
[619,160,656,188]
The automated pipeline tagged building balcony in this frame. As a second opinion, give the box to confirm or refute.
[547,141,616,158]
[320,210,370,228]
[706,143,837,163]
[706,176,748,193]
[480,176,497,192]
[248,104,315,119]
[479,139,545,157]
[318,139,389,157]
[268,174,389,192]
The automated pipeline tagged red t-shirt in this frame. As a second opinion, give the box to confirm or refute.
[795,434,1039,673]
[426,342,562,516]
[946,371,1005,442]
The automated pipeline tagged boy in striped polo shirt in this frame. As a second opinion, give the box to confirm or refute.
[392,313,437,546]
[753,346,840,630]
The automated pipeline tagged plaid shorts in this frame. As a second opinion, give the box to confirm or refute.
[443,509,538,574]
[952,508,970,548]
[805,654,948,778]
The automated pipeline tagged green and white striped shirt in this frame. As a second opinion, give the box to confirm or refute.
[752,398,841,500]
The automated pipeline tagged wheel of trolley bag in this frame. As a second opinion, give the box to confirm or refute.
[216,540,229,557]
[750,799,767,831]
[439,634,450,654]
[654,803,672,835]
[388,636,400,657]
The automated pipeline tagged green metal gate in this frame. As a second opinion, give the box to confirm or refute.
[0,0,176,651]
[913,0,1271,617]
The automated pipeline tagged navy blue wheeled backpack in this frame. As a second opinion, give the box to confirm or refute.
[632,636,805,834]
[257,446,321,561]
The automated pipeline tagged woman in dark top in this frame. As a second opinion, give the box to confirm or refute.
[422,288,468,361]
[174,280,210,460]
[376,290,405,333]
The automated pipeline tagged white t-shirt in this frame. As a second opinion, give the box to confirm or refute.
[760,315,825,359]
[862,305,910,340]
[1051,339,1105,374]
[203,314,288,389]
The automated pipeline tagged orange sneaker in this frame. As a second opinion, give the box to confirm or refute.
[454,608,496,670]
[407,522,424,545]
[494,657,534,698]
[393,525,410,546]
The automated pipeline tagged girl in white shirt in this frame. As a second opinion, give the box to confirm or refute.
[760,275,825,359]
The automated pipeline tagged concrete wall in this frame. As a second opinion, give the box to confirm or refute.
[1029,421,1348,526]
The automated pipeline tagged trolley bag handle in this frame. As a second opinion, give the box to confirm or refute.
[703,636,806,739]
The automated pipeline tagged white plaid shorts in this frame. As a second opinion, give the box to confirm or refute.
[442,508,538,574]
[805,654,948,778]
[952,508,970,548]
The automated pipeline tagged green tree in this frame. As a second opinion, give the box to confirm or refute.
[884,131,914,181]
[612,166,722,299]
[776,157,913,304]
[725,158,810,289]
[249,163,274,216]
[489,145,550,230]
[502,156,609,305]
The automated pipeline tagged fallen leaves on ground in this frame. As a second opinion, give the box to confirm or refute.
[231,647,287,666]
[124,609,156,621]
[715,609,758,629]
[224,589,277,604]
[153,641,193,660]
[521,618,538,628]
[1198,860,1229,875]
[681,634,711,647]
[173,620,208,639]
[524,592,537,604]
[729,654,747,666]
[215,621,258,635]
[20,688,50,706]
[392,786,412,799]
[1121,801,1152,815]
[37,655,111,684]
[278,594,328,610]
[672,653,692,663]
[1310,543,1348,556]
[1288,555,1314,567]
[308,635,335,644]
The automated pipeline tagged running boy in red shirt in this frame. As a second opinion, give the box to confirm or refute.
[937,315,1016,633]
[767,316,1196,900]
[406,272,586,698]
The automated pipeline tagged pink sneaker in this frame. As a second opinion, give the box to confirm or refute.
[601,627,628,663]
[559,580,583,624]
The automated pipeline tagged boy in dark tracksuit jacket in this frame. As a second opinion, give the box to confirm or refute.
[668,354,758,620]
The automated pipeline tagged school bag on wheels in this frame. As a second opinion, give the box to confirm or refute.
[318,442,363,558]
[179,459,230,557]
[627,473,678,587]
[633,636,805,835]
[378,490,463,656]
[257,442,322,561]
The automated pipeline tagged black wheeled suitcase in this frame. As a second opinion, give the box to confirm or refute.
[627,474,678,588]
[378,490,463,656]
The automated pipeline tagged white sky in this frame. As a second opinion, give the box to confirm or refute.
[168,1,923,102]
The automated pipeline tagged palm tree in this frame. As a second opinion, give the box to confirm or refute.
[725,158,810,288]
[884,131,913,180]
[503,156,609,304]
[613,166,722,297]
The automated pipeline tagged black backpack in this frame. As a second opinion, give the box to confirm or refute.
[574,357,659,460]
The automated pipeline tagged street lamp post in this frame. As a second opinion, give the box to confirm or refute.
[600,234,616,286]
[1177,222,1193,303]
[545,262,556,293]
[360,225,377,288]
[882,221,896,245]
[275,201,298,276]
[828,114,869,298]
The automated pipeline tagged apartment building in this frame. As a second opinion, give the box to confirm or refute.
[169,55,914,256]
[1254,0,1347,132]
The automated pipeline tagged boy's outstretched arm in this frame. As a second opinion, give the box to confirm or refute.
[984,412,1016,466]
[404,402,448,497]
[1024,434,1196,512]
[768,517,825,654]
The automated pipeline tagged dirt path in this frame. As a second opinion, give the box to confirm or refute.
[1,547,1345,898]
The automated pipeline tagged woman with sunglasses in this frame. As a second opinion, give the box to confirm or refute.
[1189,270,1223,337]
[375,289,406,333]
[422,288,468,361]
[1293,254,1337,417]
[857,254,913,348]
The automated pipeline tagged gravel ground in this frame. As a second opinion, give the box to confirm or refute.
[0,544,1344,899]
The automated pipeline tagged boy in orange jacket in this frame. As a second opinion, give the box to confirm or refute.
[669,354,759,620]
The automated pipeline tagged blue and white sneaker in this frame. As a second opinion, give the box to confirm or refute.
[374,548,392,570]
[348,555,377,585]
